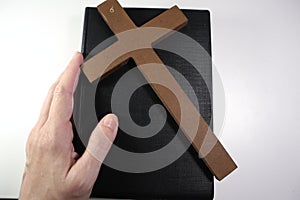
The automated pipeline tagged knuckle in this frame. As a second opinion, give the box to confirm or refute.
[26,133,33,150]
[37,134,51,151]
[54,84,65,94]
[54,84,72,97]
[26,138,33,153]
[35,121,73,152]
[36,126,56,151]
[26,121,67,153]
[26,128,38,151]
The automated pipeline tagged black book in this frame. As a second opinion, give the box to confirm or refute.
[73,7,214,199]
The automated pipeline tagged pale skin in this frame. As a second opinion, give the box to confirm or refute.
[19,52,119,200]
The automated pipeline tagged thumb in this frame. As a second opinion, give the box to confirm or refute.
[85,113,118,163]
[67,114,118,191]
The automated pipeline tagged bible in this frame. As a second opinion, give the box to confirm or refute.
[73,7,214,199]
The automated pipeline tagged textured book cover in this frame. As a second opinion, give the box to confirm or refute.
[73,7,214,199]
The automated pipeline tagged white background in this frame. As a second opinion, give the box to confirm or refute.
[1,0,300,199]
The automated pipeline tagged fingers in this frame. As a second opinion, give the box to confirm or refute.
[48,52,83,123]
[67,114,118,189]
[36,69,66,128]
[36,81,58,128]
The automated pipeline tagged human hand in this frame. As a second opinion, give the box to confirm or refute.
[19,52,118,200]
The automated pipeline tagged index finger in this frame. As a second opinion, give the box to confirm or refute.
[48,52,83,123]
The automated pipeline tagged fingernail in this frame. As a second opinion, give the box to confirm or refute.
[102,114,118,131]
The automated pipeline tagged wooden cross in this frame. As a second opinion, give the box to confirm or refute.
[81,0,237,180]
